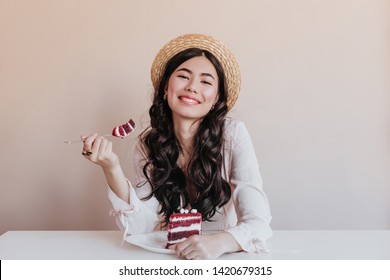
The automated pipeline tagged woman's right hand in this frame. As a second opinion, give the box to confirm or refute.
[80,134,119,170]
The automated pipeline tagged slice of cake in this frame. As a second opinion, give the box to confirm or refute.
[166,209,202,248]
[112,119,135,138]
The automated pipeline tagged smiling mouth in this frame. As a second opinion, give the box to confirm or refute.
[179,96,200,105]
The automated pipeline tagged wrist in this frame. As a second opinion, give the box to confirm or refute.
[102,161,121,174]
[101,162,129,203]
[216,232,242,254]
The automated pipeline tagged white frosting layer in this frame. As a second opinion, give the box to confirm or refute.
[170,216,201,223]
[167,237,187,244]
[169,223,201,233]
[124,121,134,131]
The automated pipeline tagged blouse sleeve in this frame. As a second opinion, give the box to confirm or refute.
[224,121,273,253]
[107,142,161,241]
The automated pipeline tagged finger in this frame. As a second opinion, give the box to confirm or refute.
[98,138,107,152]
[176,235,200,251]
[98,138,108,159]
[83,133,98,151]
[175,241,192,257]
[176,236,208,259]
[178,244,195,258]
[105,141,113,155]
[90,136,103,157]
[183,250,201,260]
[176,242,201,260]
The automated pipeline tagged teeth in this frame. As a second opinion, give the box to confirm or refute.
[181,97,198,104]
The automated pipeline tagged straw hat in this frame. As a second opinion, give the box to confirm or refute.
[150,34,241,110]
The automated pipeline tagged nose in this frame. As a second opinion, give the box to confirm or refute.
[185,79,198,93]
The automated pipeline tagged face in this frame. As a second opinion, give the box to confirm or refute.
[165,56,219,122]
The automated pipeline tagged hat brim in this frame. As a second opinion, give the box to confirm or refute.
[150,34,241,110]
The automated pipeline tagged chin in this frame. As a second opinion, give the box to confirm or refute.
[175,110,209,121]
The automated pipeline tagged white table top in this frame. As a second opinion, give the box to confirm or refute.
[0,230,389,260]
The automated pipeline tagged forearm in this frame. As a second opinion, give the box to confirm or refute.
[216,231,243,254]
[102,163,130,203]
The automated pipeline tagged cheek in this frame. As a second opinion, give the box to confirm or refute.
[203,89,219,102]
[166,79,183,93]
[165,76,176,91]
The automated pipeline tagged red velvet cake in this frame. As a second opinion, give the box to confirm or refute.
[166,209,202,248]
[112,119,135,138]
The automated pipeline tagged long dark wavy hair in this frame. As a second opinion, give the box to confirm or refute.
[139,48,231,225]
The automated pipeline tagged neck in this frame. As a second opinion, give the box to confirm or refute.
[173,118,199,153]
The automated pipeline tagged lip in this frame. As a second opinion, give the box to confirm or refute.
[178,95,201,105]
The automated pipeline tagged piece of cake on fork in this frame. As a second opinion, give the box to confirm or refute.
[112,119,135,138]
[166,209,202,248]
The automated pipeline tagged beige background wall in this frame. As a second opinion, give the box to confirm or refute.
[1,0,389,235]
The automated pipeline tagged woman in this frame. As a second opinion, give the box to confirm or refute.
[81,34,272,259]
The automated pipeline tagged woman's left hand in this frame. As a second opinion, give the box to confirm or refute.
[169,232,241,260]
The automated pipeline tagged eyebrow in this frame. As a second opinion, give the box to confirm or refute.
[176,67,215,80]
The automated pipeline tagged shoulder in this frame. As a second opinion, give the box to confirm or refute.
[224,117,245,131]
[223,118,250,141]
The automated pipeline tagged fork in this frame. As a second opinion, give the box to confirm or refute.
[64,134,113,144]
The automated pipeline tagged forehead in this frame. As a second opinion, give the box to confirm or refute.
[175,56,218,76]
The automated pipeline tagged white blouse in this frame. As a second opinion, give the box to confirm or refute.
[108,118,272,253]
